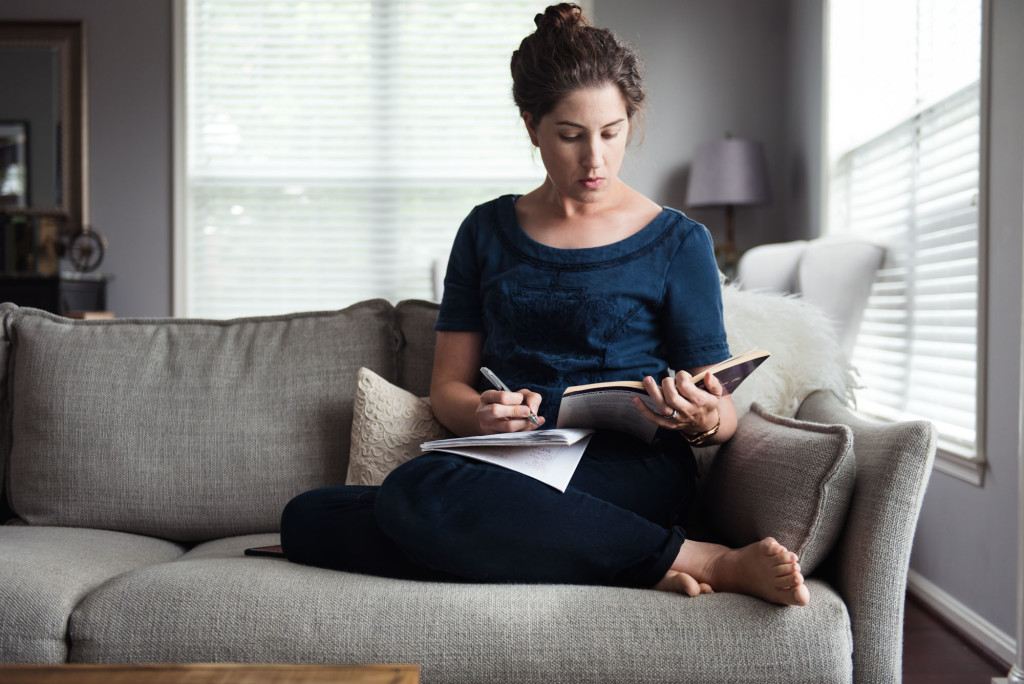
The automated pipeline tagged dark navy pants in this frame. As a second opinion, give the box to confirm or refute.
[280,430,697,588]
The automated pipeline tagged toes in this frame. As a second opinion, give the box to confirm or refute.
[773,560,801,578]
[679,573,702,597]
[655,570,704,597]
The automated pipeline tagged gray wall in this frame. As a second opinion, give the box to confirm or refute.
[0,0,173,318]
[597,0,795,255]
[782,0,823,242]
[4,0,1022,646]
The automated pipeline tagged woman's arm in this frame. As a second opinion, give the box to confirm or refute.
[429,331,545,437]
[632,366,738,446]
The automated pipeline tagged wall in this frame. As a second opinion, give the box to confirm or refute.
[0,0,173,317]
[783,0,823,241]
[595,0,794,254]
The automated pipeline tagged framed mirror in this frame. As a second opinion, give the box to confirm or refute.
[0,21,86,229]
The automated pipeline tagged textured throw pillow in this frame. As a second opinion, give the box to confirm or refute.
[700,402,855,575]
[346,367,452,486]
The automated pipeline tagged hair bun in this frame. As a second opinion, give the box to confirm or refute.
[534,3,587,34]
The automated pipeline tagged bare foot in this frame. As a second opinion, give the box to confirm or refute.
[671,537,810,606]
[654,570,714,597]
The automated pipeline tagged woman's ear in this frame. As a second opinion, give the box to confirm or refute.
[523,112,539,146]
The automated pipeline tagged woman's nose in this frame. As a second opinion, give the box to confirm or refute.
[582,139,602,168]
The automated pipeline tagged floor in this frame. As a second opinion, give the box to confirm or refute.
[903,594,1009,683]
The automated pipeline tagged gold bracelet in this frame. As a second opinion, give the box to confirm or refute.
[682,411,721,446]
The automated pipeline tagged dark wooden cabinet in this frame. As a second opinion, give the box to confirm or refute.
[0,274,109,315]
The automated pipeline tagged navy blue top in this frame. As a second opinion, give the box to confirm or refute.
[435,195,730,424]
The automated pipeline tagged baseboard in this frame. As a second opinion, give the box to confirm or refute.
[907,569,1016,670]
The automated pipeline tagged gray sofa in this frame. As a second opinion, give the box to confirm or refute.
[0,299,936,683]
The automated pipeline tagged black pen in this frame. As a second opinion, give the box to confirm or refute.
[480,366,541,426]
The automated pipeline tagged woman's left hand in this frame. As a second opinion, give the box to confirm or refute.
[633,370,723,435]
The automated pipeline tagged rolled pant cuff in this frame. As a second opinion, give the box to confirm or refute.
[629,525,687,589]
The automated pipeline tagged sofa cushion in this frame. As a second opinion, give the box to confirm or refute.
[395,299,440,397]
[346,367,451,486]
[68,535,852,682]
[700,403,855,575]
[0,525,184,663]
[3,301,397,542]
[178,532,282,562]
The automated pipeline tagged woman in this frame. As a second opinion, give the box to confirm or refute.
[282,3,809,607]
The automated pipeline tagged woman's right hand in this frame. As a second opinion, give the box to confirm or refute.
[476,389,545,434]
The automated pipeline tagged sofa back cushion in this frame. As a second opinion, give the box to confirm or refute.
[1,300,397,542]
[395,299,440,397]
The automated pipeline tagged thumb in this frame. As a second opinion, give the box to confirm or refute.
[703,372,725,397]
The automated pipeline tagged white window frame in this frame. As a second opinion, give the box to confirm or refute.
[822,0,991,485]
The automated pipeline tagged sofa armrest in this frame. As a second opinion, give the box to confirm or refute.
[796,389,936,684]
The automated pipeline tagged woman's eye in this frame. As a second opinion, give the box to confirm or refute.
[559,134,579,142]
[603,131,620,139]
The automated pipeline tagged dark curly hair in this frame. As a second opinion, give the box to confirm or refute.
[510,3,646,125]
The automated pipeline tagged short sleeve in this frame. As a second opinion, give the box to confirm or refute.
[435,207,485,332]
[662,223,731,370]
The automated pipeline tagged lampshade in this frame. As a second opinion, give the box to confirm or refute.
[686,138,771,207]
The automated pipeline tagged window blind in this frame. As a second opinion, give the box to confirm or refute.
[831,84,980,454]
[827,0,982,459]
[184,0,546,318]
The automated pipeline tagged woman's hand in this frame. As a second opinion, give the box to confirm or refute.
[632,369,734,443]
[476,389,546,434]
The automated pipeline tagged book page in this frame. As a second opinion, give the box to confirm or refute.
[430,434,592,492]
[556,388,659,444]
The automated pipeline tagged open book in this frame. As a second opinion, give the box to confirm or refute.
[556,348,770,444]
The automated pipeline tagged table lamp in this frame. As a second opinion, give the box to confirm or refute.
[686,137,771,275]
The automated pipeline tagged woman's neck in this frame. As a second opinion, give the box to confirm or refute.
[514,182,662,250]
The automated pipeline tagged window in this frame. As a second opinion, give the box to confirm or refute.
[826,0,985,477]
[179,0,547,318]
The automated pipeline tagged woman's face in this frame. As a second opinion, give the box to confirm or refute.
[525,84,630,205]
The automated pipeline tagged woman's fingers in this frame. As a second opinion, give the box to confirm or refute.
[519,389,544,416]
[634,373,719,433]
[478,389,543,432]
[696,371,724,398]
[632,393,679,427]
[642,376,672,415]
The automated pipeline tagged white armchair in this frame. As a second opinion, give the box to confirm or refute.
[735,237,885,359]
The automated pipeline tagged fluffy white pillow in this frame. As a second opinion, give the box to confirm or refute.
[720,282,857,419]
[346,367,452,486]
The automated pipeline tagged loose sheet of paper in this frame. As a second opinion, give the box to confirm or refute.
[430,433,593,492]
[421,428,593,450]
